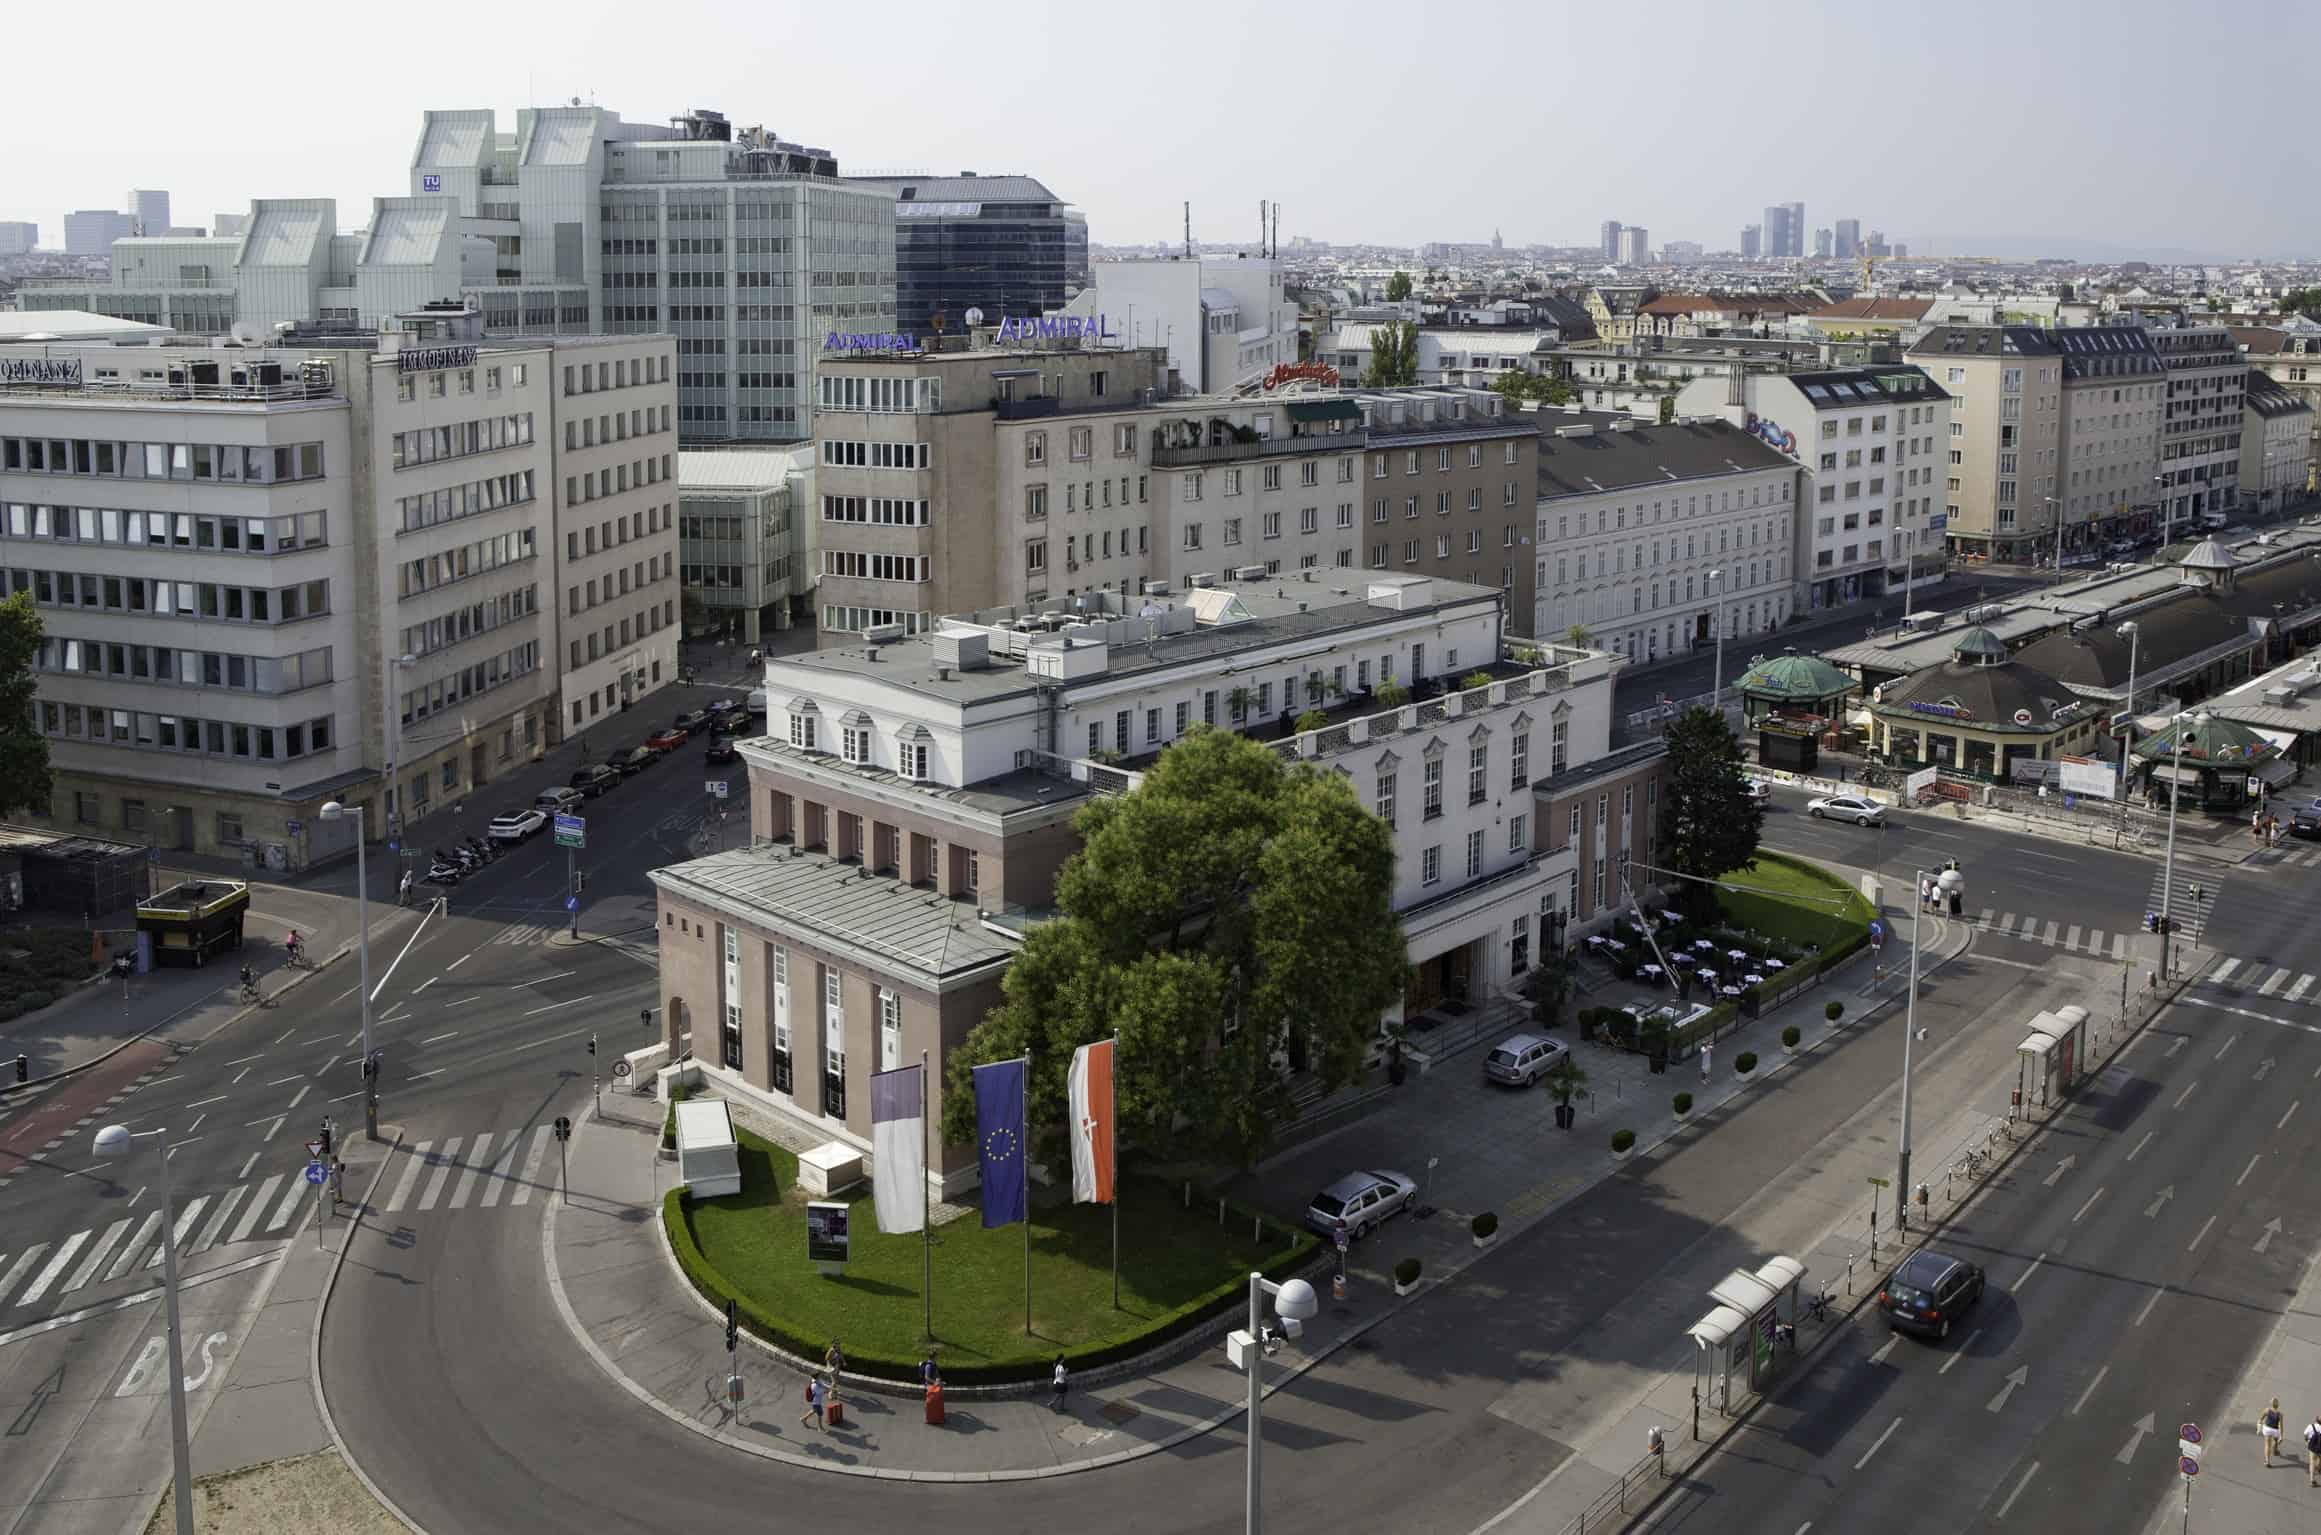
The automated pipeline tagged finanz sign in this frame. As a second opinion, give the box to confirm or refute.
[396,345,478,374]
[995,314,1117,343]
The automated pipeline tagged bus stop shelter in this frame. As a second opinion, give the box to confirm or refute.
[2015,1004,2091,1111]
[1687,1255,1809,1418]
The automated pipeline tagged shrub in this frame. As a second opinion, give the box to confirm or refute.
[661,1082,691,1149]
[1611,1128,1635,1154]
[1293,709,1329,734]
[0,998,21,1022]
[1461,670,1495,693]
[1735,1051,1758,1075]
[1825,1000,1845,1023]
[1375,682,1411,709]
[17,990,51,1011]
[1394,1257,1423,1287]
[1470,1212,1498,1240]
[1673,1091,1693,1116]
[1781,1025,1802,1048]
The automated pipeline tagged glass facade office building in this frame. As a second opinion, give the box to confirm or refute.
[848,175,1074,339]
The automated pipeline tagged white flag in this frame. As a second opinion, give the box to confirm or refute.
[870,1064,924,1233]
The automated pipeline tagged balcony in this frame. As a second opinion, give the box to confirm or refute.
[1150,425,1368,469]
[994,395,1061,422]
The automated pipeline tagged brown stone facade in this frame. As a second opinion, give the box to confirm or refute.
[1534,742,1669,935]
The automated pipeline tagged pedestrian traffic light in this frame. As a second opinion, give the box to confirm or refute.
[725,1299,738,1352]
[587,1034,597,1056]
[553,1115,571,1141]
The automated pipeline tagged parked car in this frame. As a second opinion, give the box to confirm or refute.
[746,688,768,716]
[1878,1248,1986,1340]
[2289,798,2321,839]
[1807,794,1885,827]
[534,787,585,816]
[1742,777,1774,805]
[646,726,690,752]
[1303,1169,1418,1242]
[488,808,547,842]
[671,707,712,734]
[704,736,740,765]
[568,763,621,798]
[1484,1034,1571,1087]
[709,701,750,733]
[2107,539,2138,558]
[609,745,659,777]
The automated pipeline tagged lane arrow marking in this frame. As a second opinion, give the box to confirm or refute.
[2254,1217,2283,1255]
[2254,1057,2277,1082]
[2116,1410,2155,1464]
[2044,1154,2077,1187]
[1987,1365,2029,1413]
[2145,1185,2174,1217]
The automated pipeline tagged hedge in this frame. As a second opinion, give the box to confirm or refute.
[661,1135,1319,1387]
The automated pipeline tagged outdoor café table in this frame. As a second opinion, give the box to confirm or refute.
[1695,967,1718,984]
[1586,935,1608,951]
[1639,963,1665,981]
[1726,948,1749,964]
[1720,984,1745,998]
[1744,972,1766,986]
[1763,958,1786,972]
[1693,939,1716,952]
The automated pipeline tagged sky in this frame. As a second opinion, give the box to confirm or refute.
[5,0,2316,262]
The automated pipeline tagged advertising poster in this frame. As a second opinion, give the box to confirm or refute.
[805,1201,850,1264]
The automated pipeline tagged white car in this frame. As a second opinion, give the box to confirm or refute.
[1807,794,1885,827]
[1742,777,1774,804]
[488,808,548,842]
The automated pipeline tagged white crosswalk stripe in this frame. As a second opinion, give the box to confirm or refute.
[417,1136,465,1210]
[512,1126,552,1206]
[145,1196,209,1269]
[2214,958,2241,984]
[2260,968,2289,996]
[0,1247,46,1303]
[17,1234,85,1306]
[62,1219,131,1294]
[448,1132,494,1208]
[234,1177,283,1243]
[383,1141,432,1213]
[105,1214,161,1282]
[264,1173,308,1232]
[194,1187,248,1252]
[2064,924,2082,951]
[2290,973,2317,1003]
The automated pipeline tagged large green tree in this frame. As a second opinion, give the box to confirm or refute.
[1492,368,1574,409]
[939,728,1407,1170]
[1385,270,1414,302]
[2281,288,2321,321]
[1654,706,1762,918]
[1362,321,1421,387]
[0,592,50,820]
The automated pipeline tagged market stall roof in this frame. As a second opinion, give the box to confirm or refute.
[2128,712,2282,766]
[1737,650,1855,702]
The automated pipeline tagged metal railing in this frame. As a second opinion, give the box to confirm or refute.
[1555,1445,1670,1534]
[1150,431,1367,469]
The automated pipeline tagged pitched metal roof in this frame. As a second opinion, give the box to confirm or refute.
[852,174,1060,205]
[1907,325,2062,358]
[1535,417,1796,499]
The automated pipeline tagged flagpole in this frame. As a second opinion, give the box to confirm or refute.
[1022,1049,1033,1337]
[920,1050,932,1344]
[1110,1032,1120,1311]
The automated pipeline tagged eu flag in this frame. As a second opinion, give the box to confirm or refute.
[974,1058,1028,1229]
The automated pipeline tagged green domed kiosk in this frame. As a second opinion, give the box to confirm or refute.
[1736,649,1857,773]
[2129,711,2281,812]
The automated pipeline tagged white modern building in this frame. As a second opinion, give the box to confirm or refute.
[679,446,815,643]
[1532,414,1799,661]
[1057,255,1297,394]
[1317,325,1562,387]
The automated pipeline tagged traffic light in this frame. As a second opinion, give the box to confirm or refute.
[587,1034,597,1057]
[725,1298,738,1352]
[553,1115,571,1141]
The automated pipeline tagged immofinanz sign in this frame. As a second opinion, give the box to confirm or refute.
[0,358,84,387]
[395,345,478,374]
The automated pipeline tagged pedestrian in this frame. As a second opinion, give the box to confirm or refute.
[2263,1397,2284,1463]
[2306,1412,2321,1486]
[920,1351,940,1389]
[1699,1041,1712,1084]
[1048,1355,1069,1412]
[824,1338,845,1377]
[801,1374,826,1431]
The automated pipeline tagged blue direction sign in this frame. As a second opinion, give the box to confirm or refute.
[565,895,579,912]
[304,1162,327,1185]
[554,813,586,849]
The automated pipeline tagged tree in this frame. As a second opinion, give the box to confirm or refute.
[939,729,1408,1170]
[1658,392,1677,424]
[1362,321,1420,387]
[1564,623,1592,648]
[1491,369,1574,409]
[1655,707,1763,919]
[2282,288,2321,321]
[1384,270,1414,303]
[0,593,49,821]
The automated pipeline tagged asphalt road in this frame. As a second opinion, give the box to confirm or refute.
[1635,951,2321,1533]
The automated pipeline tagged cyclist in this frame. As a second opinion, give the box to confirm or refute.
[285,929,303,965]
[239,963,260,1003]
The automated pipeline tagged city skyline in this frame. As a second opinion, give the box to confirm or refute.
[5,0,2319,262]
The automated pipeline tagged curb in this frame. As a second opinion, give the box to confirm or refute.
[1614,941,2222,1532]
[309,1127,428,1535]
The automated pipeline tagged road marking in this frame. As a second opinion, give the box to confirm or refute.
[2260,968,2289,997]
[2015,1253,2048,1290]
[2214,958,2241,984]
[236,1152,259,1179]
[421,1031,460,1045]
[417,1136,465,1210]
[2180,996,2321,1037]
[2214,1035,2237,1061]
[1938,1330,1982,1374]
[408,1068,443,1081]
[229,1177,280,1243]
[447,1132,494,1207]
[16,1234,87,1306]
[415,978,437,993]
[1986,1366,2028,1412]
[144,1196,209,1269]
[186,1094,226,1108]
[2281,1100,2300,1131]
[232,1067,250,1085]
[2063,924,2082,950]
[61,1220,132,1294]
[2164,1036,2187,1058]
[2289,974,2318,1003]
[478,1133,522,1207]
[2127,1130,2154,1162]
[2042,920,2060,944]
[273,1027,298,1044]
[263,1172,307,1232]
[2073,1188,2106,1223]
[194,1186,247,1252]
[521,995,591,1018]
[327,1089,364,1103]
[343,1031,363,1048]
[446,954,469,971]
[444,995,480,1007]
[2070,1365,2109,1416]
[511,1126,552,1205]
[2173,1079,2199,1109]
[1854,1416,1903,1470]
[513,970,578,989]
[2236,1154,2261,1187]
[1995,1461,2040,1521]
[186,1115,205,1134]
[1869,1335,1899,1366]
[2253,1218,2282,1254]
[282,1084,310,1115]
[383,1142,431,1213]
[2135,1284,2166,1327]
[2187,1214,2217,1251]
[103,1215,160,1282]
[226,1052,266,1065]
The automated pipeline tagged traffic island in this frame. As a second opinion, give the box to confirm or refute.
[664,1126,1317,1386]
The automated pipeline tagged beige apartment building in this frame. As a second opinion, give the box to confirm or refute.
[1907,326,2064,565]
[2241,373,2314,512]
[2053,326,2165,557]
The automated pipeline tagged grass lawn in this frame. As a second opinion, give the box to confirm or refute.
[680,1130,1309,1380]
[1714,852,1874,950]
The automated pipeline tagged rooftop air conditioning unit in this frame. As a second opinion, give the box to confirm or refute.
[1236,565,1267,581]
[2264,685,2299,707]
[1189,572,1215,588]
[1141,580,1170,596]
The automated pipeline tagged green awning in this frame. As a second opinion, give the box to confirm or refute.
[1286,400,1363,423]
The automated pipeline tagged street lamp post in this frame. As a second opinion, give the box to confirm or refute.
[2114,622,2140,836]
[320,799,377,1139]
[2155,712,2206,980]
[1231,1273,1319,1535]
[2044,496,2065,582]
[1708,568,1727,710]
[1897,866,1963,1228]
[93,1124,193,1535]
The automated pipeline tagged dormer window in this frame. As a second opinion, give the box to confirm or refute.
[897,723,933,781]
[787,697,819,751]
[839,710,873,765]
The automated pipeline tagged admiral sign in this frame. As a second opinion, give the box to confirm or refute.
[995,314,1118,344]
[822,332,920,353]
[0,358,83,388]
[1907,699,1975,721]
[396,345,478,375]
[1260,360,1341,390]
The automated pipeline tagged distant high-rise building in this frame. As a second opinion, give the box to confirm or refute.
[1786,202,1805,257]
[1814,228,1833,259]
[1661,240,1703,264]
[62,210,137,257]
[1741,224,1762,260]
[213,212,249,238]
[1834,219,1861,260]
[847,171,1075,339]
[1761,203,1806,259]
[1868,229,1891,260]
[1600,220,1623,261]
[130,190,170,236]
[1892,242,1909,261]
[0,221,38,256]
[1618,226,1649,265]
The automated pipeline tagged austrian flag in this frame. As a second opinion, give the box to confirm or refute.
[1067,1038,1116,1205]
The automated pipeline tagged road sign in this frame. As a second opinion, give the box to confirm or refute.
[387,839,400,854]
[565,895,579,912]
[1333,1227,1349,1254]
[285,819,302,835]
[554,813,586,849]
[612,1059,632,1079]
[705,779,729,799]
[305,1139,324,1159]
[2179,1422,2202,1446]
[1868,920,1885,942]
[2178,1455,2200,1480]
[304,1162,327,1186]
[1865,1174,1891,1188]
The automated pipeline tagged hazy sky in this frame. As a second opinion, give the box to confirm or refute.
[7,0,2315,261]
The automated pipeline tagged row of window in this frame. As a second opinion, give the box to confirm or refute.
[389,413,534,471]
[563,451,671,507]
[399,641,543,727]
[563,354,667,397]
[822,440,932,470]
[41,702,335,762]
[821,605,928,635]
[562,404,672,450]
[817,375,941,415]
[7,567,329,624]
[821,495,929,527]
[397,471,535,534]
[1413,822,1532,887]
[38,638,333,694]
[1,503,326,553]
[566,599,675,671]
[396,529,537,599]
[566,554,665,615]
[565,502,667,562]
[401,585,539,661]
[821,551,929,583]
[1,436,327,484]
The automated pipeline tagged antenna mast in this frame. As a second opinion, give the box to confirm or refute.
[1183,202,1191,260]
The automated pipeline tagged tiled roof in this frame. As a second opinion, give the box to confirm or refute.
[1807,297,1934,322]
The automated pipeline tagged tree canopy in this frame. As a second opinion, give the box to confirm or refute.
[939,727,1408,1170]
[1362,321,1421,387]
[1492,369,1574,409]
[0,593,51,821]
[1654,707,1762,917]
[2280,288,2321,321]
[1384,270,1414,302]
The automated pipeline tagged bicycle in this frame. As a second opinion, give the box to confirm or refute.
[237,979,270,1008]
[1958,1145,1987,1177]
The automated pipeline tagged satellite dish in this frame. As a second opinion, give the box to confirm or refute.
[229,320,268,348]
[964,307,985,327]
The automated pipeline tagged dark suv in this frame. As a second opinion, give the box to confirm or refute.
[568,762,620,798]
[2290,798,2321,840]
[1879,1249,1985,1340]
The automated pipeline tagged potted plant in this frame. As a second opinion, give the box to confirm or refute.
[1375,681,1411,709]
[1227,685,1257,725]
[1293,708,1329,734]
[1470,1212,1499,1249]
[1460,670,1495,694]
[1672,1091,1693,1120]
[1781,1024,1802,1054]
[1393,1257,1423,1296]
[1735,1051,1758,1078]
[1545,1055,1587,1129]
[1825,1000,1846,1026]
[1611,1128,1635,1161]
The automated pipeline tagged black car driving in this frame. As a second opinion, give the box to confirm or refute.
[1879,1249,1985,1340]
[2289,797,2321,840]
[704,736,740,765]
[608,745,659,777]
